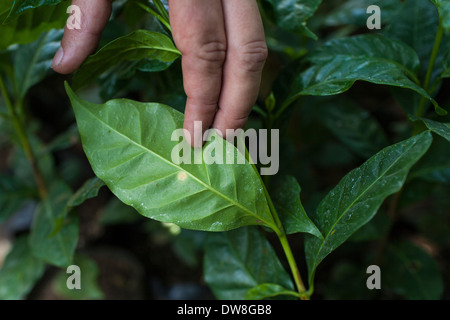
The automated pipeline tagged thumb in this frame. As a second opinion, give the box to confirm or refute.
[52,0,112,74]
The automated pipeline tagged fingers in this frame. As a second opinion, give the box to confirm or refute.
[51,0,112,74]
[169,0,226,147]
[213,0,268,136]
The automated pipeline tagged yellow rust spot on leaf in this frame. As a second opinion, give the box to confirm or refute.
[177,171,187,181]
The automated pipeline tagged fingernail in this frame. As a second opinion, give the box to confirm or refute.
[52,47,64,68]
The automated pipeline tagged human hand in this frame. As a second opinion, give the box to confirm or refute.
[52,0,268,147]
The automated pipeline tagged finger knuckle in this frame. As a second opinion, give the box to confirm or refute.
[187,40,227,66]
[235,40,268,72]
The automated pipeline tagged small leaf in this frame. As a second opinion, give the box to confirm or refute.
[273,175,322,238]
[384,241,443,300]
[245,283,300,300]
[14,29,63,99]
[29,180,79,267]
[65,83,277,232]
[0,236,45,300]
[305,131,433,284]
[73,30,181,90]
[68,177,105,207]
[204,227,294,300]
[262,0,322,37]
[417,117,450,142]
[265,92,276,113]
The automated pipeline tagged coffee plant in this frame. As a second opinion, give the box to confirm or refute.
[0,0,449,300]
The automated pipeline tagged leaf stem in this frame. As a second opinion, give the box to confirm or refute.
[416,20,444,118]
[0,76,47,199]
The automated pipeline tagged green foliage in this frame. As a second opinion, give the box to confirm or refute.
[14,29,63,99]
[73,30,181,90]
[52,254,104,300]
[66,84,277,232]
[204,227,294,300]
[0,1,67,50]
[29,180,78,267]
[0,0,448,301]
[305,131,432,284]
[0,236,45,300]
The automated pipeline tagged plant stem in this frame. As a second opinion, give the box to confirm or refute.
[0,76,48,199]
[260,171,308,299]
[262,113,274,188]
[245,120,308,299]
[416,21,444,118]
[276,230,308,299]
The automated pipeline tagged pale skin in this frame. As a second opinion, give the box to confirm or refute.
[52,0,268,147]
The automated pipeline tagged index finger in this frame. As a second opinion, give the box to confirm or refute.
[212,0,268,136]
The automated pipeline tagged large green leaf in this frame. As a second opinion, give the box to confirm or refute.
[204,227,294,300]
[305,131,433,284]
[288,35,446,115]
[273,175,322,238]
[72,30,181,90]
[0,236,46,300]
[0,2,67,50]
[67,177,105,207]
[29,180,79,267]
[14,29,63,99]
[65,83,277,232]
[384,241,443,300]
